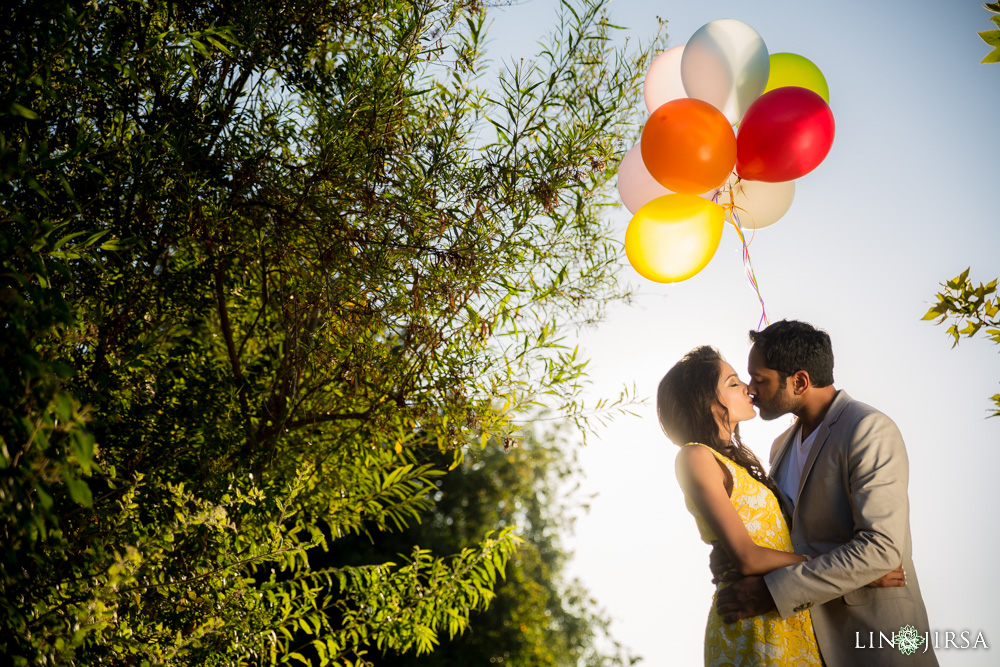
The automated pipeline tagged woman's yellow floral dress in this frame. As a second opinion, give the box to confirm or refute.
[682,443,822,666]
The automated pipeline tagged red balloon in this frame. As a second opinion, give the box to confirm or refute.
[736,87,835,182]
[641,98,736,195]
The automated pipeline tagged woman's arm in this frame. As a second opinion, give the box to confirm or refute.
[676,444,806,577]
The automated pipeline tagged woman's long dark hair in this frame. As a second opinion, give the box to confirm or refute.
[657,346,779,498]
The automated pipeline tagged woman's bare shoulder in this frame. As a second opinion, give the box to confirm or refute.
[675,443,720,478]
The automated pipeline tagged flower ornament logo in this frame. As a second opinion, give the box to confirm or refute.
[896,625,926,655]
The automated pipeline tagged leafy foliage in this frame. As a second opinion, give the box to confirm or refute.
[0,0,658,663]
[980,2,1000,63]
[923,268,1000,417]
[324,425,640,666]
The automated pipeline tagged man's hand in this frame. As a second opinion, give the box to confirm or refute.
[715,576,777,623]
[867,565,906,588]
[708,541,735,584]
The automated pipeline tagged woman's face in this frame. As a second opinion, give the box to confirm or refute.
[715,361,756,432]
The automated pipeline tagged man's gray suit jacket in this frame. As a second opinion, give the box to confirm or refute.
[762,390,937,666]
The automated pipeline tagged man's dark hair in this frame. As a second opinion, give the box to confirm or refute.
[748,320,834,388]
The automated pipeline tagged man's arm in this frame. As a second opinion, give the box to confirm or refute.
[763,411,910,619]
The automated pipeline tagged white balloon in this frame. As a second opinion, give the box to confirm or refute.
[681,19,769,125]
[718,174,795,229]
[643,46,687,113]
[617,144,672,214]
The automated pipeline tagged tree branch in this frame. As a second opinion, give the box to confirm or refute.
[284,410,372,430]
[212,258,258,455]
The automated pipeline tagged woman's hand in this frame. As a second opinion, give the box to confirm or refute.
[866,565,906,588]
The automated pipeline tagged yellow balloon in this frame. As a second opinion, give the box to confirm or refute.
[762,53,830,103]
[625,194,724,282]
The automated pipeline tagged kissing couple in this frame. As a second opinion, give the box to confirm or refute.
[658,320,937,666]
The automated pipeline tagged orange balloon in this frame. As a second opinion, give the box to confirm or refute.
[641,98,736,195]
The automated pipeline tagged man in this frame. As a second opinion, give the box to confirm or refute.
[716,320,937,666]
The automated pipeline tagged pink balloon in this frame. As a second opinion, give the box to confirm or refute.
[617,144,672,213]
[616,144,720,212]
[643,46,687,113]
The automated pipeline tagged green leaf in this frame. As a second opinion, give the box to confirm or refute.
[67,477,93,507]
[71,433,95,474]
[10,103,39,119]
[26,176,50,201]
[54,393,73,421]
[202,35,233,55]
[979,29,1000,46]
[83,230,110,247]
[982,46,1000,64]
[35,484,54,509]
[53,231,87,251]
[190,38,211,58]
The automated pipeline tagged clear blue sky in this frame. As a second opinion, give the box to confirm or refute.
[487,1,999,665]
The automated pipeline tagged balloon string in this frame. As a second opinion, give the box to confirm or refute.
[714,185,770,330]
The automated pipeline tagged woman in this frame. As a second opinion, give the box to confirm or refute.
[658,346,821,666]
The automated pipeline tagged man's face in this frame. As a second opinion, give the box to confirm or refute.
[747,345,796,420]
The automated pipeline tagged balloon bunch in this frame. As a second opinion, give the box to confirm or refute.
[618,19,834,323]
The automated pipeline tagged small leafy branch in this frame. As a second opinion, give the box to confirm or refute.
[980,2,1000,63]
[923,268,1000,416]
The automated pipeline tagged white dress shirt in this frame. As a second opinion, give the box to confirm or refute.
[776,423,819,509]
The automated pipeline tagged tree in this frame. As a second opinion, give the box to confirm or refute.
[0,0,658,663]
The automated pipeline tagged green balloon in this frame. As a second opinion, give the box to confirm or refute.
[762,53,830,103]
